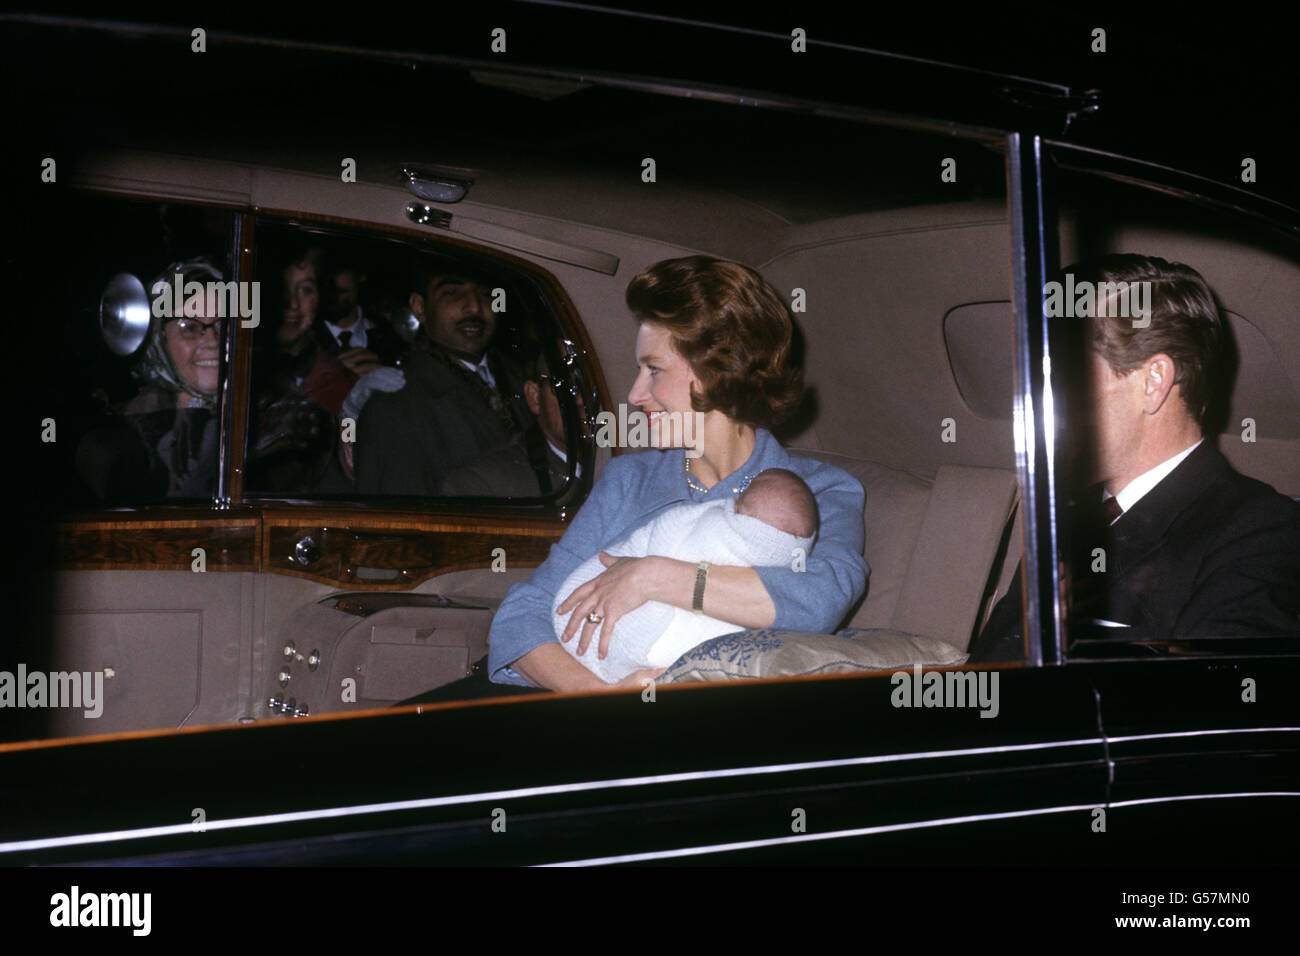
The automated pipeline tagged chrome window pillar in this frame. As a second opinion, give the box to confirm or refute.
[1006,132,1066,665]
[214,213,243,507]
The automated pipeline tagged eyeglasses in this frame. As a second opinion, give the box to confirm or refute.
[168,316,226,340]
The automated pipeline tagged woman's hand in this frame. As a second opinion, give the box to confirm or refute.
[611,667,667,689]
[557,553,669,659]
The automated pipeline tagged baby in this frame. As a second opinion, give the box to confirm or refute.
[553,468,819,682]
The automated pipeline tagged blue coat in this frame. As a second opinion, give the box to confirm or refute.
[488,428,869,684]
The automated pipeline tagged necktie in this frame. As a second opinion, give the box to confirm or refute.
[473,361,505,416]
[1102,496,1124,526]
[338,330,352,349]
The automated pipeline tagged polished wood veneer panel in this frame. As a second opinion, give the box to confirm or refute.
[55,516,260,571]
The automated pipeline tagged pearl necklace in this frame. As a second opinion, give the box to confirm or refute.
[684,454,755,495]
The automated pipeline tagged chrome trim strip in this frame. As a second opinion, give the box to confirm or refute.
[2,12,1070,97]
[544,791,1300,866]
[0,737,1109,854]
[1047,141,1300,233]
[0,15,1010,143]
[1006,131,1066,665]
[518,1,1072,93]
[1107,727,1300,744]
[3,727,1294,855]
[214,213,241,504]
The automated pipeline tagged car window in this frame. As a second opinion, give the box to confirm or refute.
[245,220,584,502]
[11,43,1033,749]
[32,195,236,509]
[1047,161,1300,657]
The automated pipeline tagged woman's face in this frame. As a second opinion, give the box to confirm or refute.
[278,262,319,348]
[628,322,702,448]
[163,298,221,396]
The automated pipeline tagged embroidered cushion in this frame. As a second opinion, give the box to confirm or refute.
[660,627,967,683]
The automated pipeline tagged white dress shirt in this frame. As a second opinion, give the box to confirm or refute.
[547,439,581,478]
[325,308,371,350]
[1106,438,1204,514]
[458,355,497,391]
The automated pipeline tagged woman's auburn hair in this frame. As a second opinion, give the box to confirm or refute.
[625,256,804,429]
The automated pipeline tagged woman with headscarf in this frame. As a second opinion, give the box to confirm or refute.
[77,257,224,500]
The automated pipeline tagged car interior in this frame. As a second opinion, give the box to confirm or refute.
[13,65,1299,743]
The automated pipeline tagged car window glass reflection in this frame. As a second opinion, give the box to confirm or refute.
[61,200,236,509]
[247,228,577,500]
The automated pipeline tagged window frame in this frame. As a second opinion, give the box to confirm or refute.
[236,209,610,514]
[1035,140,1300,663]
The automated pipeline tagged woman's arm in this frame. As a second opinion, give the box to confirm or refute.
[487,454,642,688]
[509,641,611,691]
[657,561,776,628]
[566,556,775,658]
[563,460,865,657]
[754,462,868,632]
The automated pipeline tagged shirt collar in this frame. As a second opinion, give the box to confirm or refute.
[325,310,368,339]
[1108,438,1204,513]
[547,439,582,478]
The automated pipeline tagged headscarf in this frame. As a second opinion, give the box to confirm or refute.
[134,256,226,409]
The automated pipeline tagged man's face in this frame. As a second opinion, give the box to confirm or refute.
[331,269,360,325]
[278,262,319,349]
[412,274,494,361]
[526,375,566,449]
[526,354,589,452]
[1086,349,1146,489]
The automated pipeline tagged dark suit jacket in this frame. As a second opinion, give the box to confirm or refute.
[316,313,408,367]
[436,433,571,498]
[971,441,1300,660]
[354,348,528,496]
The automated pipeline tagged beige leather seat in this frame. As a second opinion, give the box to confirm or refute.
[661,451,1020,682]
[797,450,1019,653]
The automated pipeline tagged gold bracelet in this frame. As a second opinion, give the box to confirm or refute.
[693,560,711,614]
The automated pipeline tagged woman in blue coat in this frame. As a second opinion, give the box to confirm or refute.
[489,256,868,691]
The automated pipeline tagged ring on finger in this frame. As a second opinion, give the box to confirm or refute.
[586,611,605,624]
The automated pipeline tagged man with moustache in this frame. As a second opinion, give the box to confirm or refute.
[355,260,530,495]
[972,254,1300,661]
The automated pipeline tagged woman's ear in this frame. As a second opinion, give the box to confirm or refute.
[523,379,541,415]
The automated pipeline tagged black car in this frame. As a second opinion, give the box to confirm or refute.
[1,6,1296,895]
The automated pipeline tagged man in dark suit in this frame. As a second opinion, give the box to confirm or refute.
[437,348,582,497]
[354,260,532,496]
[317,262,408,369]
[972,254,1300,661]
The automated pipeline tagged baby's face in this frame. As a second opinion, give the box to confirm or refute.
[735,473,818,538]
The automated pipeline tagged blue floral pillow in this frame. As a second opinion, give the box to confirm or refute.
[660,627,967,683]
